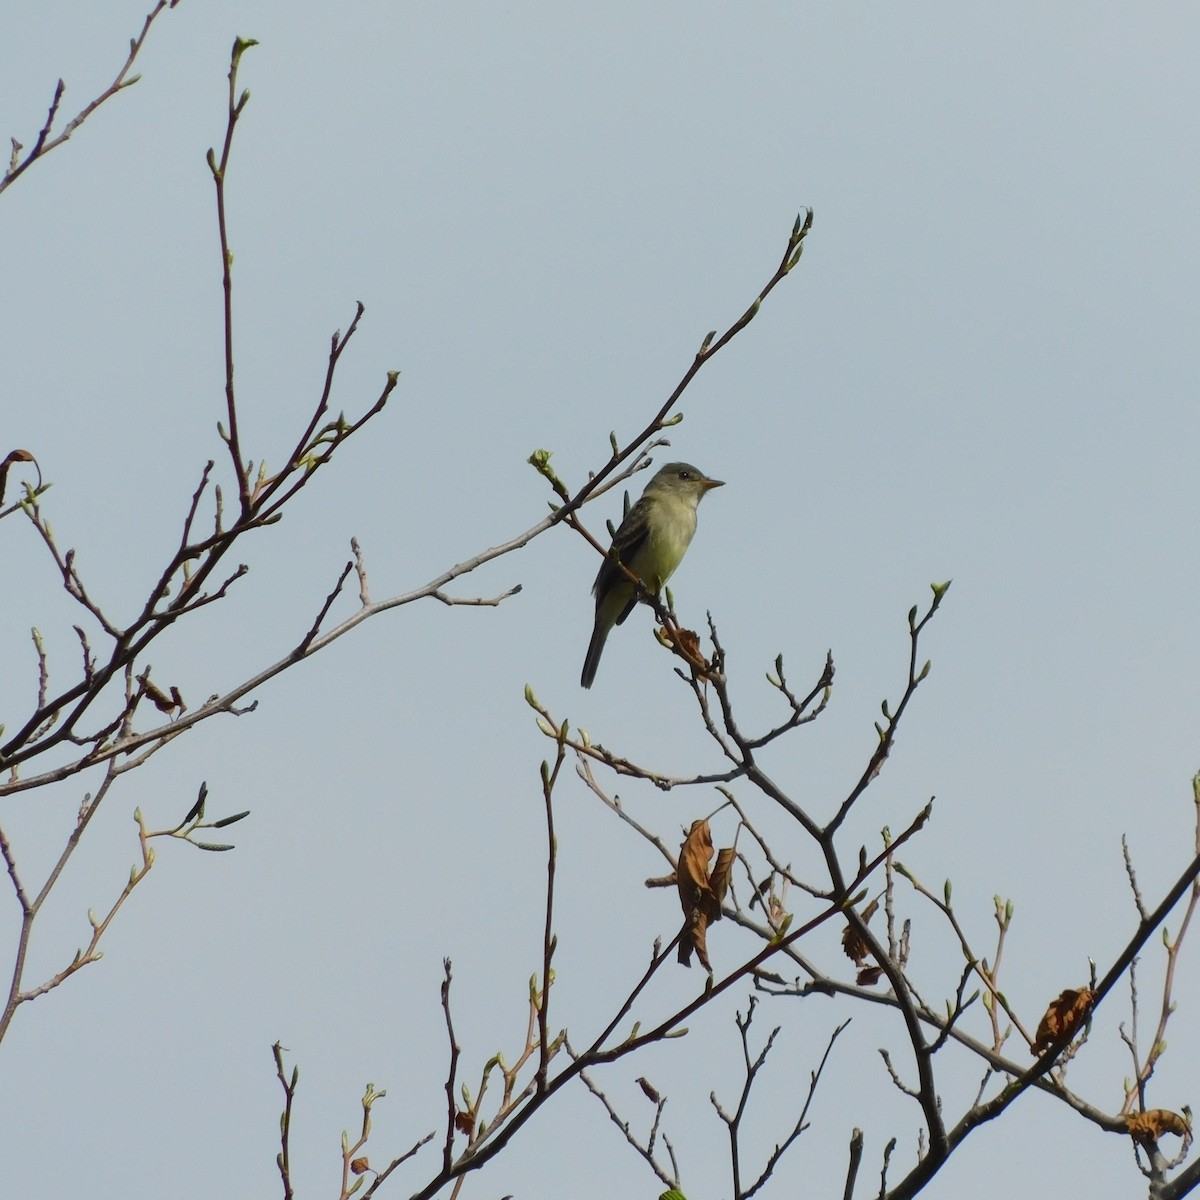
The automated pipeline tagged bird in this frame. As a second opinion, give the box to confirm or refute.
[581,461,724,689]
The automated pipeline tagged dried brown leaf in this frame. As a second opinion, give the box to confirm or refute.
[1126,1109,1192,1144]
[686,908,713,971]
[842,923,870,966]
[710,847,735,912]
[674,626,703,667]
[0,448,36,504]
[856,966,885,987]
[673,819,733,970]
[349,1157,370,1175]
[1032,986,1094,1055]
[454,1109,475,1136]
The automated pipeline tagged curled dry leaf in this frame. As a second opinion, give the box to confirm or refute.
[1125,1109,1192,1144]
[841,895,879,967]
[856,966,885,987]
[842,924,869,967]
[349,1157,370,1175]
[1031,986,1094,1055]
[659,622,712,675]
[710,847,735,906]
[0,448,37,504]
[137,669,184,716]
[675,626,703,667]
[454,1109,475,1136]
[674,819,734,971]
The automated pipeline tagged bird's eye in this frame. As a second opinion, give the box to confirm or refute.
[677,469,691,480]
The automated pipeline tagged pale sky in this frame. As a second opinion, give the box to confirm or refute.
[3,3,1200,1198]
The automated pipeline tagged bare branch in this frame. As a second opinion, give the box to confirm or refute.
[1,1,179,195]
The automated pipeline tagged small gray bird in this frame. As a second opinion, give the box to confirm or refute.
[581,462,724,689]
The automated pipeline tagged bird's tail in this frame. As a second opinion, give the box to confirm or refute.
[580,621,608,689]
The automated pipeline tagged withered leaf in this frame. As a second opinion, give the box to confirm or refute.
[676,820,715,911]
[675,626,703,667]
[842,923,870,966]
[454,1109,475,1135]
[1126,1109,1191,1144]
[0,449,36,505]
[349,1157,370,1175]
[636,1076,661,1104]
[841,896,878,967]
[856,966,885,987]
[1032,986,1094,1055]
[674,819,733,971]
[710,848,735,912]
[137,668,182,715]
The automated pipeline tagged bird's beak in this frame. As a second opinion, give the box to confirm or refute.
[701,478,725,490]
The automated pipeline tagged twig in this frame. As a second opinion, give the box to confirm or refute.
[272,1042,297,1200]
[1,1,180,195]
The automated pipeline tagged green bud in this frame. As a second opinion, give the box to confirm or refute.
[662,412,684,427]
[943,879,952,905]
[917,659,932,682]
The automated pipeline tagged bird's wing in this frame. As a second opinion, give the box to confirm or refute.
[592,495,654,619]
